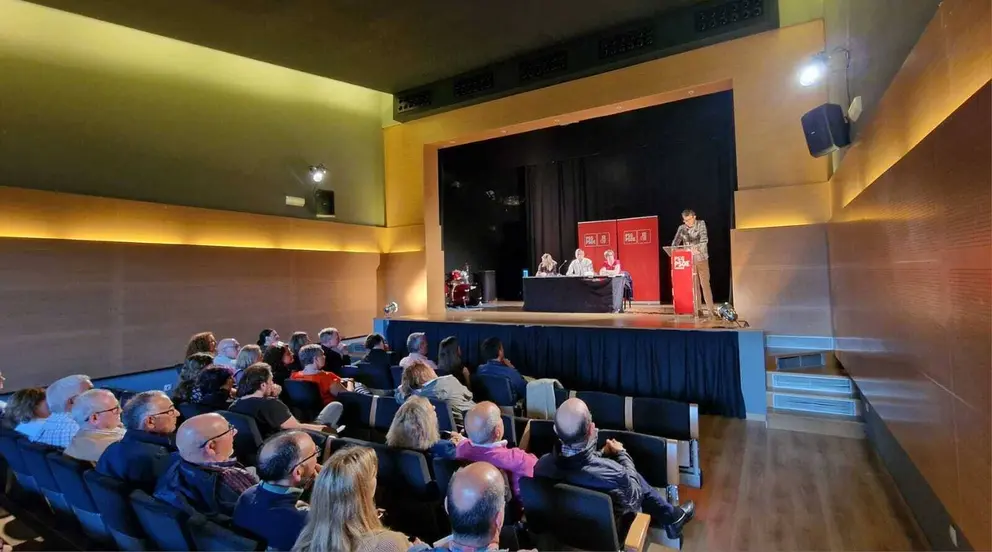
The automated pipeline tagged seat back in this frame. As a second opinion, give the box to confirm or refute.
[523,419,557,458]
[130,489,196,551]
[631,397,693,440]
[432,457,471,498]
[0,429,39,493]
[336,391,376,429]
[330,437,435,497]
[46,453,113,544]
[371,397,401,432]
[519,476,620,551]
[83,470,150,551]
[390,365,404,388]
[177,402,214,420]
[188,515,264,551]
[19,441,73,516]
[218,411,264,466]
[355,361,394,390]
[597,430,677,488]
[575,391,626,431]
[474,374,516,407]
[428,399,456,432]
[282,379,325,422]
[500,415,519,448]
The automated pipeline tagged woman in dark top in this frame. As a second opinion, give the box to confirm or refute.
[256,328,280,349]
[190,366,235,411]
[173,353,215,405]
[385,396,462,462]
[287,332,310,374]
[262,343,295,386]
[437,335,472,388]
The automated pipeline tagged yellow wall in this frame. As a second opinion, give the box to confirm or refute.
[383,21,830,312]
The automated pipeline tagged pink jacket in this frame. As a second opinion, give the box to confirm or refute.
[455,440,538,498]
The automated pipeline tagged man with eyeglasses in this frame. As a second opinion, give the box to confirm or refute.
[154,412,259,518]
[233,431,320,550]
[213,338,241,371]
[96,390,180,492]
[65,389,126,463]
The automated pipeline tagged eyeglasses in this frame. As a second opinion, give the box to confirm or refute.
[199,423,237,449]
[148,406,178,418]
[292,449,320,472]
[93,404,121,416]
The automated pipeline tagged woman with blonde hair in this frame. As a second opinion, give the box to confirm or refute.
[396,360,474,425]
[233,344,262,386]
[386,396,461,461]
[292,447,416,552]
[536,253,557,276]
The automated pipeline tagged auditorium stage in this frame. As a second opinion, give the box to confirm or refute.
[373,304,767,420]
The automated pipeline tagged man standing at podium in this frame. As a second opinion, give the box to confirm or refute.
[672,209,715,317]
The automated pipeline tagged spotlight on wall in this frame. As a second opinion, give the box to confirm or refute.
[308,164,327,183]
[717,302,750,328]
[383,302,399,317]
[798,53,828,87]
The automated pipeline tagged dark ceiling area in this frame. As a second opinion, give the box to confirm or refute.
[27,0,703,93]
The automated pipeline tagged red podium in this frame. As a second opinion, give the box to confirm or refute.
[663,245,699,316]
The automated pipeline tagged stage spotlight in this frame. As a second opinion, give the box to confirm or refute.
[383,301,399,317]
[717,303,750,328]
[308,164,327,183]
[798,54,827,87]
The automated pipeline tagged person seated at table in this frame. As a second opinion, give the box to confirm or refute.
[599,249,622,277]
[536,253,557,276]
[565,248,594,277]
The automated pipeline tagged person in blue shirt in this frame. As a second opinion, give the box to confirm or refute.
[476,337,527,404]
[233,431,319,551]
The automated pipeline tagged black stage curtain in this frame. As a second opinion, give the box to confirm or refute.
[385,320,745,418]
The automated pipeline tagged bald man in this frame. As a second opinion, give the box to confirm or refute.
[154,413,258,518]
[534,398,694,540]
[443,462,507,551]
[456,402,537,498]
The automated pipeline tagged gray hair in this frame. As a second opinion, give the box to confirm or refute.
[406,332,426,353]
[122,390,169,430]
[467,406,502,445]
[298,344,324,367]
[447,466,507,546]
[681,209,696,218]
[46,374,92,413]
[318,327,340,344]
[71,389,116,425]
[234,345,262,372]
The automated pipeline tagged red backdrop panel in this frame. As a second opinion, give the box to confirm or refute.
[576,220,617,274]
[670,249,695,314]
[616,216,660,302]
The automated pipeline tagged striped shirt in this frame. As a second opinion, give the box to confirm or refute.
[672,220,709,261]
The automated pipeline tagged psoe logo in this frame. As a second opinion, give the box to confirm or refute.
[583,234,597,246]
[637,230,652,244]
[623,231,637,244]
[673,256,691,270]
[598,233,610,245]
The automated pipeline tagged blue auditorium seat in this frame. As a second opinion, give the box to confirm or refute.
[188,515,265,551]
[84,470,150,551]
[46,453,113,546]
[218,410,264,466]
[282,379,324,422]
[473,374,516,410]
[130,489,197,551]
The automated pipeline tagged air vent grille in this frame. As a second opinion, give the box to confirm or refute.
[453,71,496,98]
[598,27,655,60]
[770,374,852,394]
[695,0,764,33]
[519,51,568,83]
[396,90,433,113]
[773,393,858,417]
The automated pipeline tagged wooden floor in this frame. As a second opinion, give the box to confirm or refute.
[675,416,925,551]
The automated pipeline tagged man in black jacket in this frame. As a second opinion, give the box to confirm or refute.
[318,327,351,374]
[96,391,179,492]
[534,398,694,539]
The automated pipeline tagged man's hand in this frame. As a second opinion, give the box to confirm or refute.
[502,358,515,368]
[448,431,465,445]
[602,438,624,456]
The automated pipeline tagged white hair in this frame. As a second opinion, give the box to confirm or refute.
[318,327,340,343]
[406,332,426,353]
[46,374,92,413]
[71,389,116,425]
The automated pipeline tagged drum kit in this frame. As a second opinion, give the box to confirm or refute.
[445,265,482,308]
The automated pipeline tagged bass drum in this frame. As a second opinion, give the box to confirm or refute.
[449,283,480,307]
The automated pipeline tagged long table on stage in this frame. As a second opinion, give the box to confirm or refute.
[522,275,625,313]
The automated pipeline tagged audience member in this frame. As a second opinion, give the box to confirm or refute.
[457,402,536,498]
[386,396,461,461]
[258,328,281,349]
[185,331,217,359]
[32,374,93,448]
[263,343,296,386]
[190,366,235,411]
[234,344,263,386]
[288,331,311,373]
[2,387,50,440]
[292,447,416,552]
[230,364,341,438]
[438,463,508,552]
[65,389,125,463]
[534,398,695,539]
[437,336,472,389]
[476,338,526,404]
[234,431,318,551]
[318,327,352,374]
[290,345,353,405]
[155,412,259,518]
[399,332,438,372]
[97,390,179,492]
[174,353,215,405]
[362,333,392,368]
[397,361,475,425]
[212,338,241,369]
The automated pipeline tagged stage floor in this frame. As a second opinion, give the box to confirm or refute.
[392,301,759,332]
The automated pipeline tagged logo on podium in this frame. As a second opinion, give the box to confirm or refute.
[673,256,691,270]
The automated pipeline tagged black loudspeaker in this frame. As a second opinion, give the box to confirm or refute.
[474,270,496,303]
[313,189,335,218]
[801,103,850,157]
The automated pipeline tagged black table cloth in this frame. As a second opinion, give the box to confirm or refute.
[522,276,625,313]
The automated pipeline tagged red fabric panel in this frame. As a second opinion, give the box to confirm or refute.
[616,216,660,302]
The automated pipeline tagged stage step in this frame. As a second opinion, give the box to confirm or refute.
[766,408,865,439]
[766,371,855,397]
[766,390,862,417]
[764,349,864,437]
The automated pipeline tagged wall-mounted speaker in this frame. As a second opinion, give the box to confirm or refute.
[313,189,335,218]
[801,103,850,157]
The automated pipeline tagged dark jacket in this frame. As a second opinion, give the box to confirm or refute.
[233,483,308,551]
[362,348,393,371]
[534,441,644,523]
[477,361,527,403]
[321,345,352,374]
[154,458,259,519]
[96,430,177,493]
